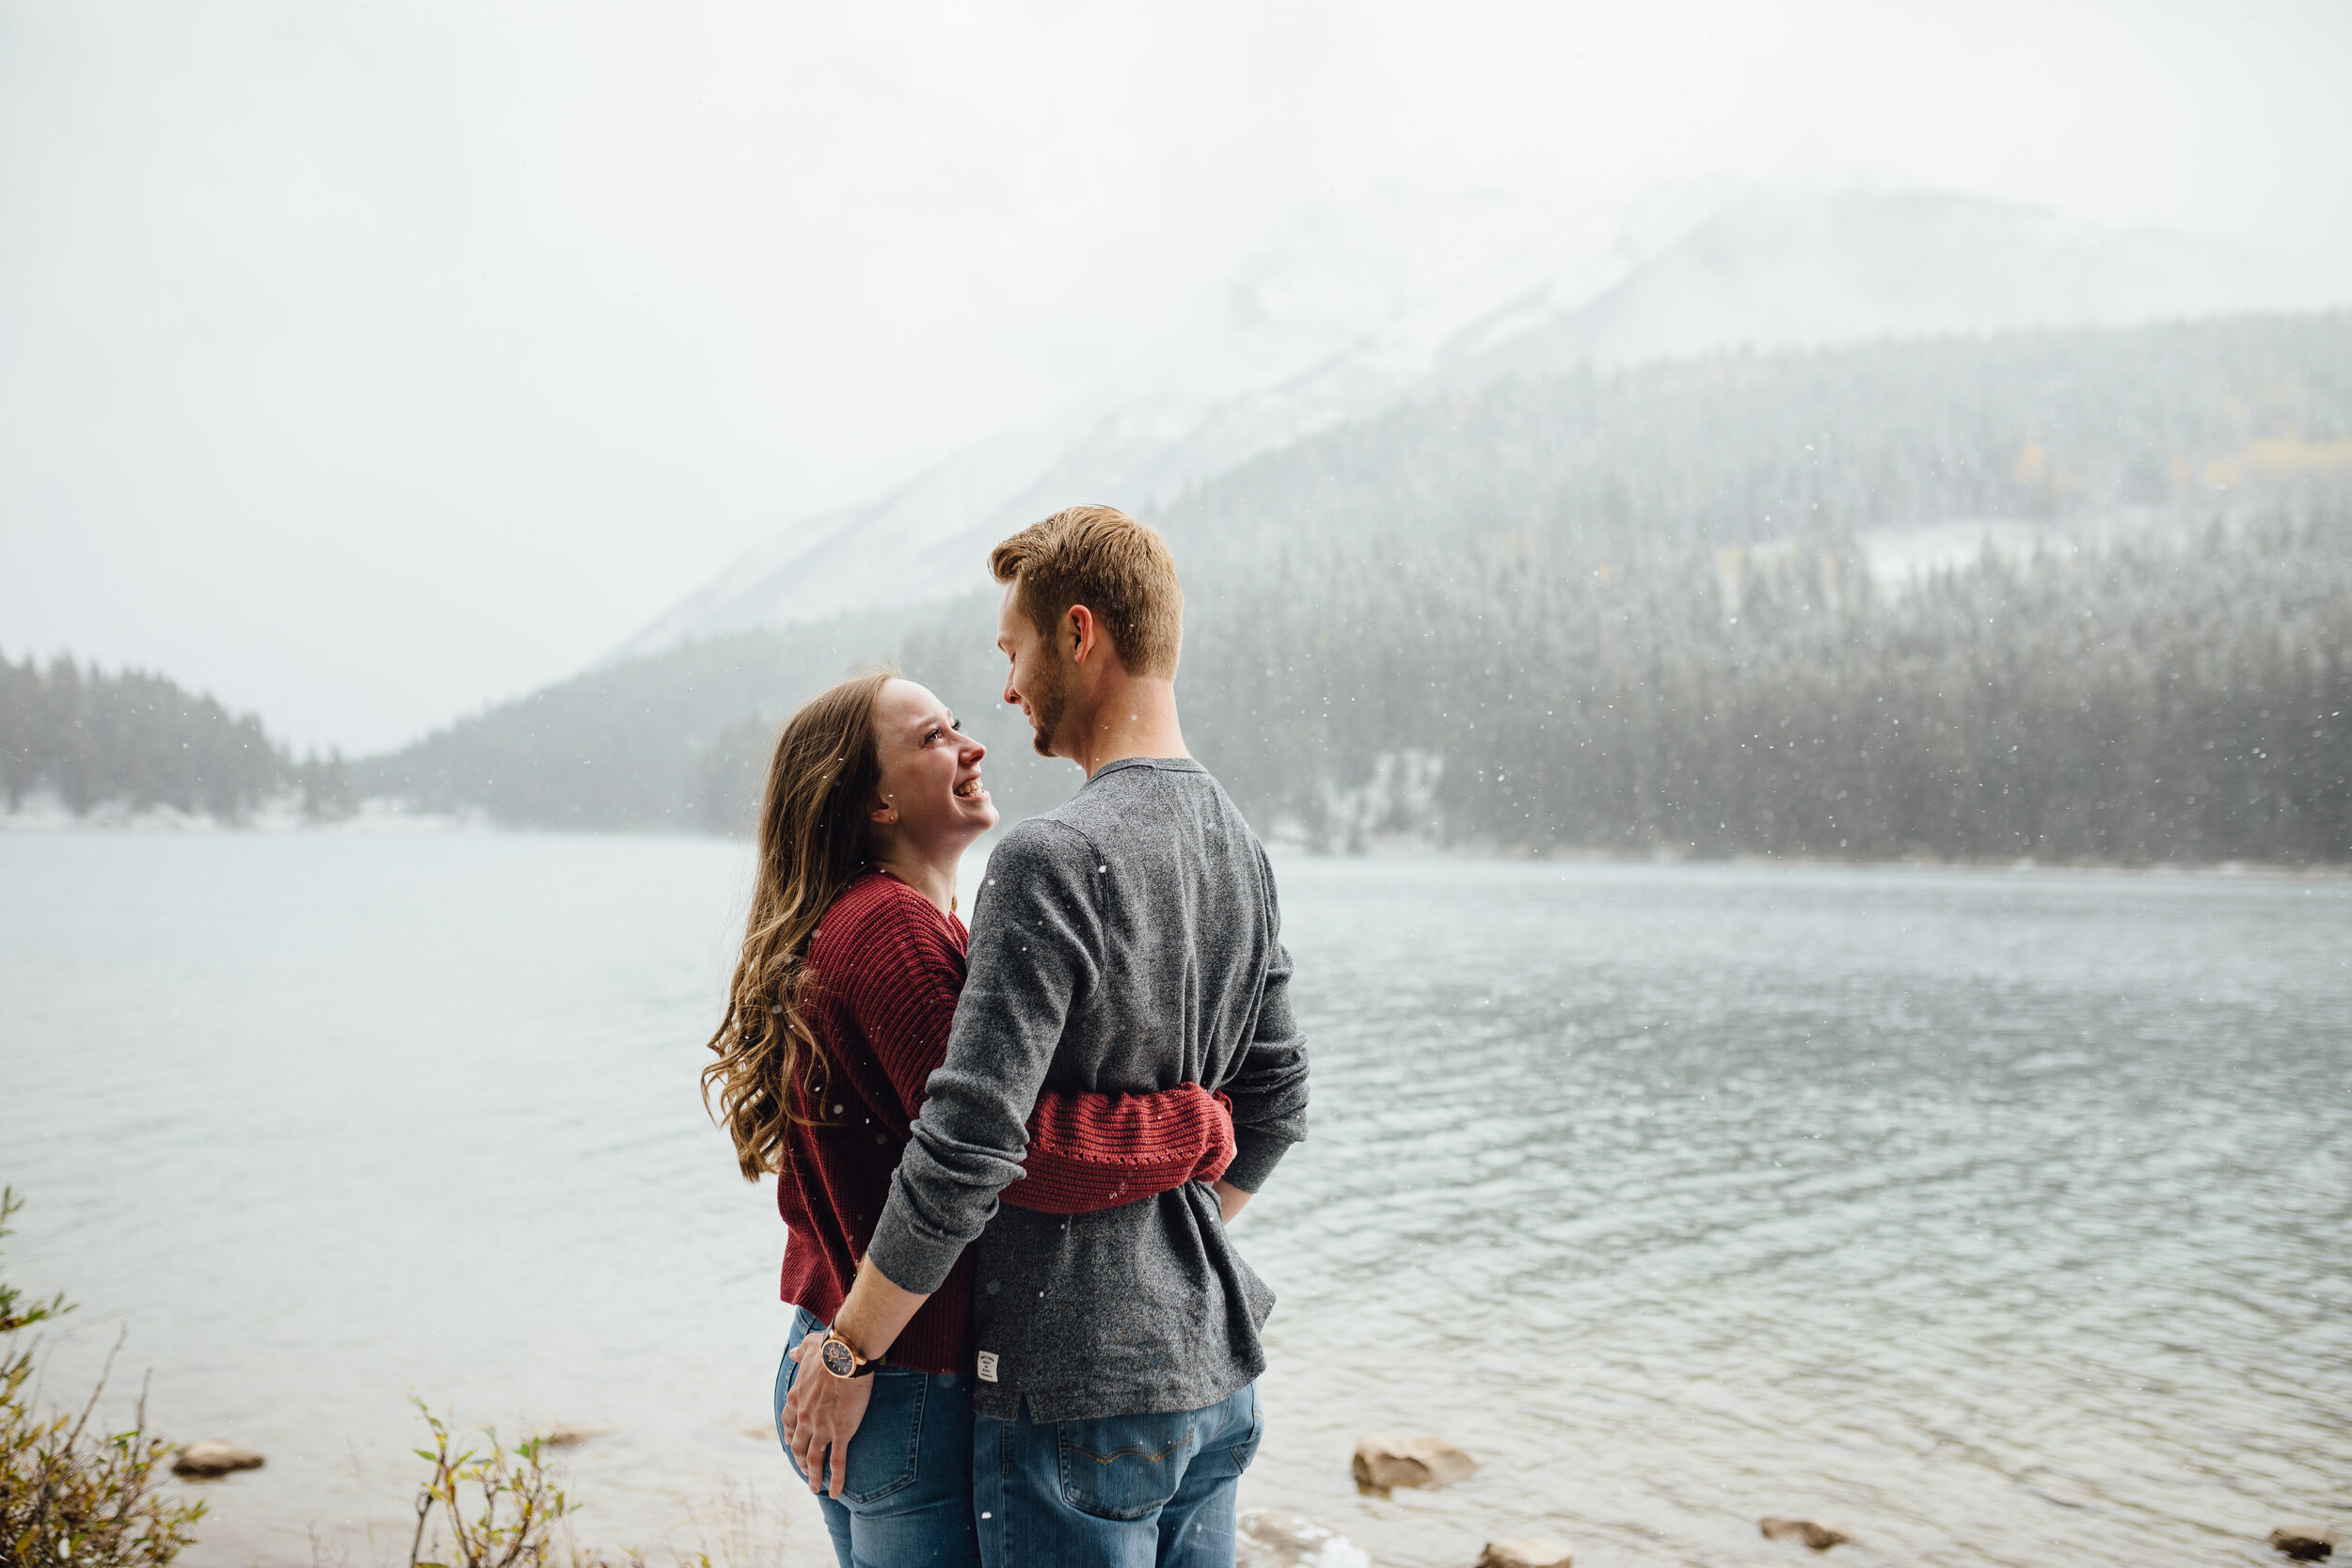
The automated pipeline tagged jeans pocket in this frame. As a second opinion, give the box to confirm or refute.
[1056,1410,1197,1522]
[1227,1386,1264,1470]
[834,1367,929,1505]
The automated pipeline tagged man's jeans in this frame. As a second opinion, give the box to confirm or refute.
[974,1382,1263,1568]
[776,1307,983,1568]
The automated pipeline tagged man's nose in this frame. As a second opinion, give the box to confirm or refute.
[1002,669,1020,707]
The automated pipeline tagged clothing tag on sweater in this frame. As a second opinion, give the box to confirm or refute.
[977,1352,999,1383]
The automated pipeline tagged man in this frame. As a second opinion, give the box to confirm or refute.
[783,503,1311,1566]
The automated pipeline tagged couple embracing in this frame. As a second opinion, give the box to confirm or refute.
[703,505,1311,1567]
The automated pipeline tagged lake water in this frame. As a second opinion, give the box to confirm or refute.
[1,832,2345,1568]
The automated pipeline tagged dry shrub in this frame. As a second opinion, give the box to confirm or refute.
[406,1402,575,1568]
[0,1188,206,1567]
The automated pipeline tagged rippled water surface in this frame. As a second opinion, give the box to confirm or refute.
[2,833,2346,1567]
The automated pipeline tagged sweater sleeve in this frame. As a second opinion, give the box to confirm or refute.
[1007,1086,1235,1214]
[843,886,1235,1218]
[1219,842,1311,1192]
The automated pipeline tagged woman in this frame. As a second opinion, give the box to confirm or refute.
[703,671,1233,1567]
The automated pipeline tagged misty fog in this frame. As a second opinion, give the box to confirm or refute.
[5,8,2350,1568]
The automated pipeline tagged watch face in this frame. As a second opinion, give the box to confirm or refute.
[819,1337,855,1378]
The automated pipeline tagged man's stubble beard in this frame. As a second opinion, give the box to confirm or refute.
[1025,652,1070,758]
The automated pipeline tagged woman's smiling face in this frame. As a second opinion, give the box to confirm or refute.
[868,677,996,854]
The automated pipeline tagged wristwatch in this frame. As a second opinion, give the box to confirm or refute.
[818,1330,877,1380]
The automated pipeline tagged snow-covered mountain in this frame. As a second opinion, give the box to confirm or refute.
[611,181,2308,660]
[609,185,1614,659]
[1428,182,2286,388]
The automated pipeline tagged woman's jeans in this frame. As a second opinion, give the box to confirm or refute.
[775,1307,981,1568]
[973,1381,1263,1568]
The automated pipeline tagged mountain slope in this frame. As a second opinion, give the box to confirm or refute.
[1160,310,2352,581]
[605,185,1603,663]
[364,313,2352,857]
[614,182,2315,661]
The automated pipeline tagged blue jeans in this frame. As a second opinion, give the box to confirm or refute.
[973,1382,1263,1568]
[775,1307,982,1568]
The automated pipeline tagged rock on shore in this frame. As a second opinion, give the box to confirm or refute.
[1761,1516,1850,1550]
[1352,1433,1477,1493]
[1480,1539,1573,1568]
[171,1441,265,1478]
[2268,1528,2337,1561]
[538,1425,610,1449]
[1236,1509,1372,1568]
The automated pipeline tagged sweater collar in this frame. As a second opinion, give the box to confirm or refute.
[1085,755,1204,786]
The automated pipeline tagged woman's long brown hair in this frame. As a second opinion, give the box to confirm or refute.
[703,670,892,1180]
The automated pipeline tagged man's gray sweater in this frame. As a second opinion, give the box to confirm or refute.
[865,756,1311,1421]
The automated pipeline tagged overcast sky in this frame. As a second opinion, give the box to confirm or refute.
[4,0,2348,752]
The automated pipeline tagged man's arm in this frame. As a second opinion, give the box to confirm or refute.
[868,821,1102,1291]
[1219,846,1311,1195]
[786,824,1099,1496]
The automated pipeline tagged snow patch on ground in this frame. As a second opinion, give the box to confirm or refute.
[0,792,487,834]
[1856,518,2081,595]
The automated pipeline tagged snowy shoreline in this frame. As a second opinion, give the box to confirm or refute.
[0,792,484,835]
[5,798,2344,880]
[1270,837,2352,879]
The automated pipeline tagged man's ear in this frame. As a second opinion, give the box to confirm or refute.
[1066,604,1096,664]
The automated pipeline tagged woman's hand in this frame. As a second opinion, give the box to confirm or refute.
[782,1335,876,1498]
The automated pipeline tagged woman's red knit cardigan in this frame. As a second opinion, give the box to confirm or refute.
[776,870,1234,1373]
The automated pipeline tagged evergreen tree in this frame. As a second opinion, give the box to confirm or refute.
[0,652,289,821]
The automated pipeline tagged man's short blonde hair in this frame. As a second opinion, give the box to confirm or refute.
[990,504,1184,677]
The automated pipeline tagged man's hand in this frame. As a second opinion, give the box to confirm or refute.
[1214,1178,1251,1226]
[778,1259,930,1497]
[782,1335,875,1498]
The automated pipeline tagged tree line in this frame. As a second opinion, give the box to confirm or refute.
[1174,510,2349,862]
[0,652,352,822]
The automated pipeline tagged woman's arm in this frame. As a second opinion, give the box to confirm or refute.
[1009,1085,1233,1212]
[850,897,1234,1213]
